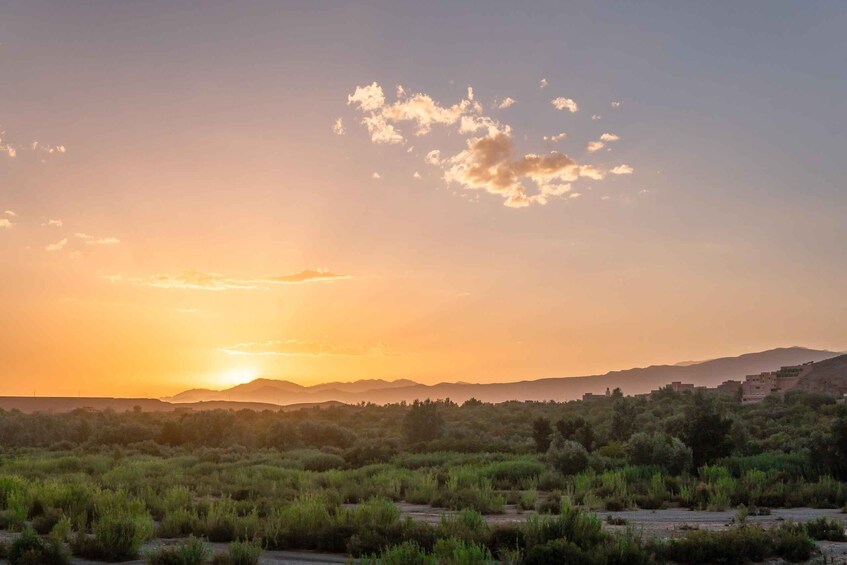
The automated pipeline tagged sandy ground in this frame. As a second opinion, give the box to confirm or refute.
[4,506,847,563]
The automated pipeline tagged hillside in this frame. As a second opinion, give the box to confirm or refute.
[166,346,840,405]
[796,353,847,396]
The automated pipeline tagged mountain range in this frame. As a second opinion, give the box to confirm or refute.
[164,346,841,406]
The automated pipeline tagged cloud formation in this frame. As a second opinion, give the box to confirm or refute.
[4,210,16,216]
[109,269,349,291]
[0,219,13,229]
[346,82,633,207]
[332,118,345,135]
[539,78,548,89]
[43,219,63,227]
[611,164,634,175]
[220,339,391,357]
[497,97,516,109]
[551,97,578,113]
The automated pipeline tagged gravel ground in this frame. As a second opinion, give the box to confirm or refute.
[4,506,847,563]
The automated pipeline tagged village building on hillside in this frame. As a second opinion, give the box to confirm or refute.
[740,363,814,404]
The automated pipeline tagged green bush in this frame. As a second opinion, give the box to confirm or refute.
[524,539,593,565]
[146,537,209,565]
[803,516,846,541]
[547,437,589,476]
[8,528,70,565]
[360,541,436,565]
[432,537,494,564]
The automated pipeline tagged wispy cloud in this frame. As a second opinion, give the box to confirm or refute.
[74,232,119,245]
[539,78,548,89]
[0,218,13,229]
[45,238,67,251]
[587,133,620,153]
[611,164,634,175]
[543,132,568,143]
[611,101,622,108]
[4,210,16,217]
[332,117,345,135]
[551,97,578,113]
[221,339,392,357]
[497,97,516,109]
[42,219,63,227]
[108,269,350,291]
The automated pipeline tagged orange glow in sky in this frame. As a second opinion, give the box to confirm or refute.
[2,3,846,397]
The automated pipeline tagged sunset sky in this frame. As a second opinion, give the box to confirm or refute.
[1,2,846,397]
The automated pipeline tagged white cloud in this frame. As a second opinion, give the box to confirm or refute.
[551,97,578,113]
[45,238,67,252]
[347,81,632,208]
[347,82,385,112]
[611,101,621,108]
[611,164,634,175]
[372,172,381,179]
[0,218,13,229]
[361,113,404,144]
[587,141,605,153]
[539,78,548,89]
[4,210,16,217]
[74,232,93,239]
[396,84,406,98]
[591,114,602,120]
[425,149,442,166]
[332,118,345,135]
[497,97,515,109]
[42,219,63,227]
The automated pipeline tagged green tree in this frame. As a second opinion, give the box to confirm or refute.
[547,436,589,475]
[403,400,445,444]
[610,398,638,441]
[532,417,553,453]
[683,392,732,468]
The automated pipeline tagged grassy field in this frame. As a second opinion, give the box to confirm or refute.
[2,390,847,563]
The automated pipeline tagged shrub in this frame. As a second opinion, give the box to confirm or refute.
[146,537,209,565]
[547,438,589,476]
[302,452,346,472]
[772,525,816,562]
[32,507,64,535]
[360,541,436,565]
[8,528,70,565]
[524,539,593,565]
[803,516,846,541]
[223,540,262,565]
[432,537,494,564]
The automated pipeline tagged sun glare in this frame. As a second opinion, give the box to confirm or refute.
[214,367,259,388]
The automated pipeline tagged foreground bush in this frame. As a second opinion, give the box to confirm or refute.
[7,528,69,565]
[211,540,262,565]
[147,537,209,565]
[657,524,816,564]
[72,511,155,561]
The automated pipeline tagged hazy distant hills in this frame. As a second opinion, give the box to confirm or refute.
[164,346,840,406]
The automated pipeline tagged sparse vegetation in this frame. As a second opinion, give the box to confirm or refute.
[1,391,847,562]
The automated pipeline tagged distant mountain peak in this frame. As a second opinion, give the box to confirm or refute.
[165,346,840,406]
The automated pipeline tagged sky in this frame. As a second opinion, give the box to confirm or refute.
[1,1,846,397]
